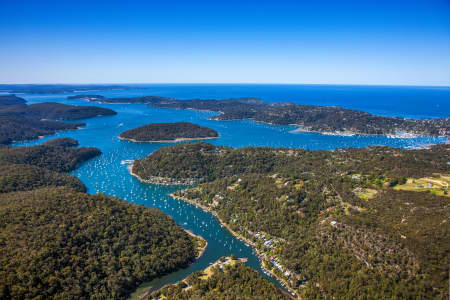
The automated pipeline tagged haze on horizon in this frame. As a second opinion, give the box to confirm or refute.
[0,0,449,86]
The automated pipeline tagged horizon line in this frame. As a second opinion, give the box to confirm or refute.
[1,82,450,88]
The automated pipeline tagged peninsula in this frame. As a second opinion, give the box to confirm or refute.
[149,256,290,299]
[76,95,450,137]
[132,141,450,299]
[0,139,204,300]
[119,122,218,142]
[0,95,117,145]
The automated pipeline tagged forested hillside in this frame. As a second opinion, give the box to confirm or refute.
[0,187,197,299]
[0,164,86,193]
[0,95,116,145]
[0,115,83,145]
[135,142,450,299]
[80,95,449,136]
[0,137,200,299]
[150,257,289,300]
[0,102,116,120]
[119,122,218,142]
[0,138,101,172]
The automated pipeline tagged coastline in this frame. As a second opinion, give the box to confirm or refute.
[118,135,219,143]
[206,111,446,138]
[184,229,208,259]
[130,229,208,300]
[147,256,248,299]
[128,204,208,300]
[80,98,447,139]
[169,193,256,248]
[168,193,298,299]
[127,166,208,259]
[128,163,195,186]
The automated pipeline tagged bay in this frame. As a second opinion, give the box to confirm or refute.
[14,84,449,296]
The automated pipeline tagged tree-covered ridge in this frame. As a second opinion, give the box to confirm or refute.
[0,102,116,120]
[0,115,83,145]
[81,95,449,136]
[0,95,27,106]
[0,96,117,145]
[70,95,176,104]
[0,138,101,172]
[120,122,218,142]
[149,257,290,300]
[67,94,105,101]
[0,138,92,193]
[0,187,197,300]
[0,164,86,193]
[135,142,450,298]
[0,136,200,299]
[132,142,449,185]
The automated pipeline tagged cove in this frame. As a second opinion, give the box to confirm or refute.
[15,89,449,296]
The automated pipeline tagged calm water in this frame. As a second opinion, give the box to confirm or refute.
[15,84,449,295]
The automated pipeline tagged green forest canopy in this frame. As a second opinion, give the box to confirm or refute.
[120,122,218,142]
[134,142,450,299]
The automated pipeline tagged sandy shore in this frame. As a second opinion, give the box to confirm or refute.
[118,135,218,143]
[128,164,150,183]
[184,229,208,259]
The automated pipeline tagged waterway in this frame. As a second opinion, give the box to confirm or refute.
[14,84,449,295]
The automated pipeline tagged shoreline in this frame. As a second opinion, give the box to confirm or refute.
[128,164,195,186]
[127,160,298,298]
[206,112,447,138]
[130,230,208,300]
[79,98,447,139]
[118,135,219,143]
[169,193,256,247]
[128,202,208,300]
[147,256,248,299]
[184,229,208,259]
[168,193,298,299]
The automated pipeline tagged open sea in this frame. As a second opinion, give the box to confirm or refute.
[12,84,450,296]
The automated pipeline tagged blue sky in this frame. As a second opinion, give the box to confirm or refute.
[0,0,449,85]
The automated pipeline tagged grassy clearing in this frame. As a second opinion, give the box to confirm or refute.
[393,174,449,197]
[353,188,378,200]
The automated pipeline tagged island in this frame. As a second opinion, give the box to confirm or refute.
[119,122,219,143]
[0,95,117,144]
[67,94,105,101]
[67,94,174,104]
[131,141,450,299]
[149,256,290,299]
[0,137,204,300]
[81,95,450,136]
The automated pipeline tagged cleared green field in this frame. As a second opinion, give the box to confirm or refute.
[393,174,449,197]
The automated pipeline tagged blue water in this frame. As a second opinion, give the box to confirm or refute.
[14,84,449,295]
